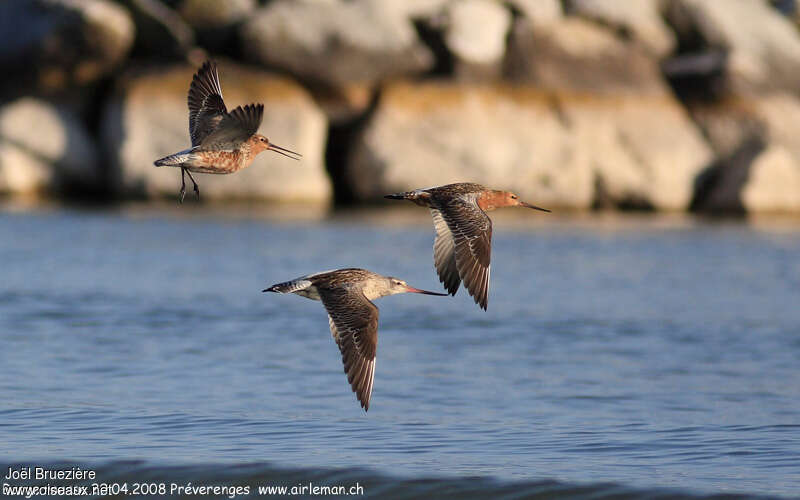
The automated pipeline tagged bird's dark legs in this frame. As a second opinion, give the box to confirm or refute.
[179,168,187,204]
[178,168,199,203]
[185,170,200,199]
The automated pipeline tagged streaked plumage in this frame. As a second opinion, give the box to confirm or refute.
[263,268,446,411]
[154,60,301,202]
[385,183,549,310]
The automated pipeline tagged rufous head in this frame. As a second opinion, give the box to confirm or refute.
[249,134,302,160]
[250,134,271,154]
[482,190,551,212]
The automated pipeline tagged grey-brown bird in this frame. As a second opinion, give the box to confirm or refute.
[385,183,550,311]
[263,268,446,411]
[154,60,301,202]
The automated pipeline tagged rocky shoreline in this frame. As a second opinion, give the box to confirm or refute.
[1,0,799,212]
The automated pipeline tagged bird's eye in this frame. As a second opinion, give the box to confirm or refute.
[511,195,517,199]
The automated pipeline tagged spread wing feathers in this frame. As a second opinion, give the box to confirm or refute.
[265,278,312,294]
[430,208,460,296]
[320,288,378,411]
[440,197,492,310]
[200,103,264,149]
[188,61,227,146]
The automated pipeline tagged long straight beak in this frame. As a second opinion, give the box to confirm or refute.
[405,285,448,296]
[520,201,551,212]
[268,143,302,161]
[384,193,406,200]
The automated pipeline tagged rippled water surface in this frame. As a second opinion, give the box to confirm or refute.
[1,207,798,498]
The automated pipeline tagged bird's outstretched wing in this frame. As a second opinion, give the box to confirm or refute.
[188,60,227,147]
[319,287,378,411]
[199,103,264,150]
[430,208,461,296]
[439,196,492,310]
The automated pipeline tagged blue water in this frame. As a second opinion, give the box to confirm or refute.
[0,207,798,498]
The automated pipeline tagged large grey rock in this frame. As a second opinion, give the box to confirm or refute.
[690,93,800,213]
[240,0,434,87]
[665,0,800,94]
[444,0,512,79]
[349,81,712,211]
[695,141,800,214]
[500,11,702,210]
[504,17,666,95]
[500,11,710,209]
[567,0,675,56]
[559,93,713,210]
[177,0,255,52]
[392,0,450,18]
[0,98,100,196]
[666,0,800,212]
[684,101,761,160]
[103,63,331,203]
[178,0,255,28]
[349,83,589,209]
[507,0,562,25]
[0,0,134,93]
[741,146,800,213]
[121,0,195,57]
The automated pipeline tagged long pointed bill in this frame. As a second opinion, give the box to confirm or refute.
[520,201,551,212]
[405,285,448,296]
[384,193,406,200]
[268,143,302,161]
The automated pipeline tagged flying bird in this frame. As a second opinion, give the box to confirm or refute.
[385,183,549,310]
[263,268,446,411]
[154,60,301,202]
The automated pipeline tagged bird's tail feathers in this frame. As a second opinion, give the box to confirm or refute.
[384,190,414,200]
[154,149,194,167]
[384,189,431,207]
[384,189,430,201]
